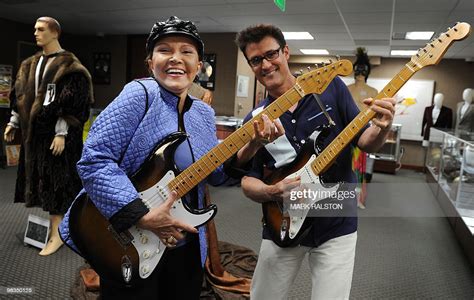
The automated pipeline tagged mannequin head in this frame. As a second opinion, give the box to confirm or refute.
[353,47,371,83]
[462,88,473,104]
[34,17,61,48]
[433,93,444,108]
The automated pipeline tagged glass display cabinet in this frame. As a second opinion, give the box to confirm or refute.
[438,133,464,203]
[425,128,474,266]
[425,128,445,179]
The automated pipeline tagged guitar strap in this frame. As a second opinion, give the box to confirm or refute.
[133,79,150,113]
[117,79,150,164]
[312,93,335,126]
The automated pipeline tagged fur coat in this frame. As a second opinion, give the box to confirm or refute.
[13,51,93,214]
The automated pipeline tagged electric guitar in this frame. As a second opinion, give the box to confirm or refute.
[262,22,472,247]
[68,60,353,286]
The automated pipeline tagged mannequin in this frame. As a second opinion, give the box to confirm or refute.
[455,88,474,136]
[347,49,378,111]
[347,48,378,208]
[189,81,213,105]
[421,93,453,146]
[3,17,93,255]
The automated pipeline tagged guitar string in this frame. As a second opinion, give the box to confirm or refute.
[140,62,356,210]
[144,66,341,206]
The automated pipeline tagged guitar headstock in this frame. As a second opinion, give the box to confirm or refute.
[296,59,352,94]
[411,22,471,68]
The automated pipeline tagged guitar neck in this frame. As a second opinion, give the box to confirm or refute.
[311,63,419,175]
[167,87,304,198]
[166,59,353,197]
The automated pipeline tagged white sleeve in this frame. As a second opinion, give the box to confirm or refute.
[7,110,20,128]
[55,117,69,136]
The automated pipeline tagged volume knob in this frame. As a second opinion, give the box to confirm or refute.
[141,265,150,275]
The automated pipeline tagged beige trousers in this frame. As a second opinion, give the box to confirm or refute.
[251,231,357,300]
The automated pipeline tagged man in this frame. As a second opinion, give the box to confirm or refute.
[235,24,395,299]
[3,16,93,256]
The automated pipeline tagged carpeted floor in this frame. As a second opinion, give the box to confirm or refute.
[0,166,473,299]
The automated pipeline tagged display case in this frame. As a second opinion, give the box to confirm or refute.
[425,128,445,179]
[457,143,474,226]
[370,123,402,174]
[431,129,474,232]
[425,128,445,195]
[425,128,474,265]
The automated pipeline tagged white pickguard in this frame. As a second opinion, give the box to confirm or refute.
[128,170,215,279]
[285,154,340,239]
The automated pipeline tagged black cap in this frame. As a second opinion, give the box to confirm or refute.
[146,16,204,60]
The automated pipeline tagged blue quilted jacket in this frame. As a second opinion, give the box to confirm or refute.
[59,78,227,266]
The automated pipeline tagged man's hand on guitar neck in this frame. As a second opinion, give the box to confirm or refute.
[234,114,285,169]
[363,97,396,132]
[253,114,285,146]
[137,191,198,247]
[358,97,396,153]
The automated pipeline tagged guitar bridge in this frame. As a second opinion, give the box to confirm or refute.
[108,225,133,249]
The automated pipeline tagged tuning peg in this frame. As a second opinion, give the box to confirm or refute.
[314,63,319,68]
[307,66,311,72]
[336,55,340,61]
[328,59,333,64]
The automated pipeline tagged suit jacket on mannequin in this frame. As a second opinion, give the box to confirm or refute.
[422,105,452,140]
[456,102,474,135]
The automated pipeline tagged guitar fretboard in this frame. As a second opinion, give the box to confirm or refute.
[311,62,420,175]
[167,61,352,198]
[168,87,302,198]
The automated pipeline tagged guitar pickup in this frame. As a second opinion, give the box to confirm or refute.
[108,225,133,249]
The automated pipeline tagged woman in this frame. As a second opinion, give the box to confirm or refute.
[60,16,281,299]
[58,16,215,299]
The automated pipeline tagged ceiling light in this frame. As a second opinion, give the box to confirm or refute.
[405,31,434,40]
[300,49,329,55]
[283,32,314,40]
[390,50,418,56]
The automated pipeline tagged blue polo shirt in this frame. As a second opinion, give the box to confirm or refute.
[243,76,366,247]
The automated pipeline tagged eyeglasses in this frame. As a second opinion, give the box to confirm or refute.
[247,47,281,67]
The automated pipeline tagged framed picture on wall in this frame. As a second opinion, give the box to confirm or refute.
[341,77,434,141]
[198,54,216,90]
[93,52,111,84]
[253,78,267,108]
